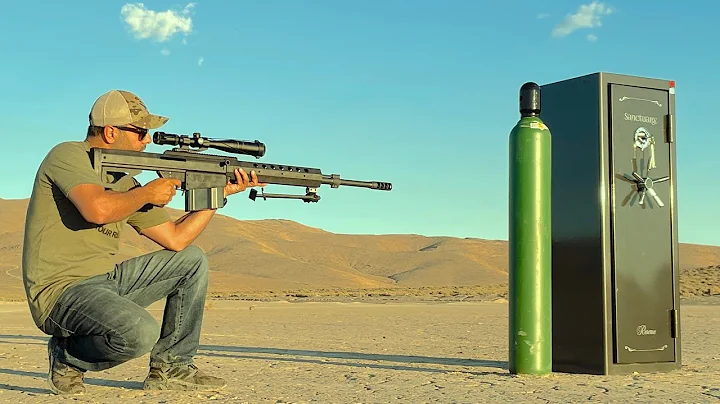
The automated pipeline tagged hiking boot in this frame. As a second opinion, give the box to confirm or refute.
[143,363,227,391]
[47,337,86,395]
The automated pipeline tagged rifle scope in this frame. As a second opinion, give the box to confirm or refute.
[153,131,266,158]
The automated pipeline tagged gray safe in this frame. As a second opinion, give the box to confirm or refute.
[539,72,681,375]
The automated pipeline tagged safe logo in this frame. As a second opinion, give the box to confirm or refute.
[636,325,657,336]
[624,113,658,125]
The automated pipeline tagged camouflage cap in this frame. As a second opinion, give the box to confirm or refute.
[89,90,169,129]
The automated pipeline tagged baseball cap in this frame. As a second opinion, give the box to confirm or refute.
[89,90,169,129]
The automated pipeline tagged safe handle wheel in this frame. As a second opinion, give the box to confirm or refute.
[628,172,669,208]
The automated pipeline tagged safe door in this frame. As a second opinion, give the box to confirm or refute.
[609,84,677,364]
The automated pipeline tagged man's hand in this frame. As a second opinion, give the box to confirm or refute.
[225,168,266,197]
[142,178,182,206]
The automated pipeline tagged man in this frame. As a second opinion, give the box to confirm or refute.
[21,89,264,395]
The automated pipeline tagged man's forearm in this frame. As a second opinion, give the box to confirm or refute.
[172,209,218,250]
[96,187,151,224]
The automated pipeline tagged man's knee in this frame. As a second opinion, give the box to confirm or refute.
[176,245,209,277]
[120,315,160,359]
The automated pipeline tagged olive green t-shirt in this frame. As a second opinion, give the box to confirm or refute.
[22,140,171,328]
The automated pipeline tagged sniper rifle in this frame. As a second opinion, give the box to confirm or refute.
[90,131,393,211]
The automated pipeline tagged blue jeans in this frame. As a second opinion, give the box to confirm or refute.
[40,245,210,372]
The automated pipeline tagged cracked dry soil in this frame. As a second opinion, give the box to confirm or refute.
[0,297,718,403]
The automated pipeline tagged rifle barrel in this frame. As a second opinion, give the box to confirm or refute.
[322,176,393,190]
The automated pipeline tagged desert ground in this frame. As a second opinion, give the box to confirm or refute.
[0,294,719,403]
[1,198,719,402]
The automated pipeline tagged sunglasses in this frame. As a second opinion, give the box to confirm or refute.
[117,126,149,140]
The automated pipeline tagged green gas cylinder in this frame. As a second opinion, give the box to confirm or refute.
[508,82,552,375]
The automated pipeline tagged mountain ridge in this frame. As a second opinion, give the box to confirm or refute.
[1,197,718,300]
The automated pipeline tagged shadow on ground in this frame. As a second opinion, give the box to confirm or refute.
[0,368,142,394]
[0,334,510,394]
[199,344,508,375]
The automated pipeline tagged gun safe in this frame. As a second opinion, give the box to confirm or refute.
[539,72,681,375]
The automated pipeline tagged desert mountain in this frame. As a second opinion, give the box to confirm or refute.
[1,197,718,301]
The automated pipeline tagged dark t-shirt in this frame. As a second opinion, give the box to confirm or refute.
[22,140,170,328]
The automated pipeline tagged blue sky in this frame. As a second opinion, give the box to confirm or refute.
[1,1,718,247]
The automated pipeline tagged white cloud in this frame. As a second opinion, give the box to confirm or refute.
[198,56,204,66]
[537,13,551,19]
[121,2,195,42]
[552,1,613,38]
[587,34,598,42]
[160,48,170,56]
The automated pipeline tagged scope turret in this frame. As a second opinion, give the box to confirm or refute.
[153,131,266,158]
